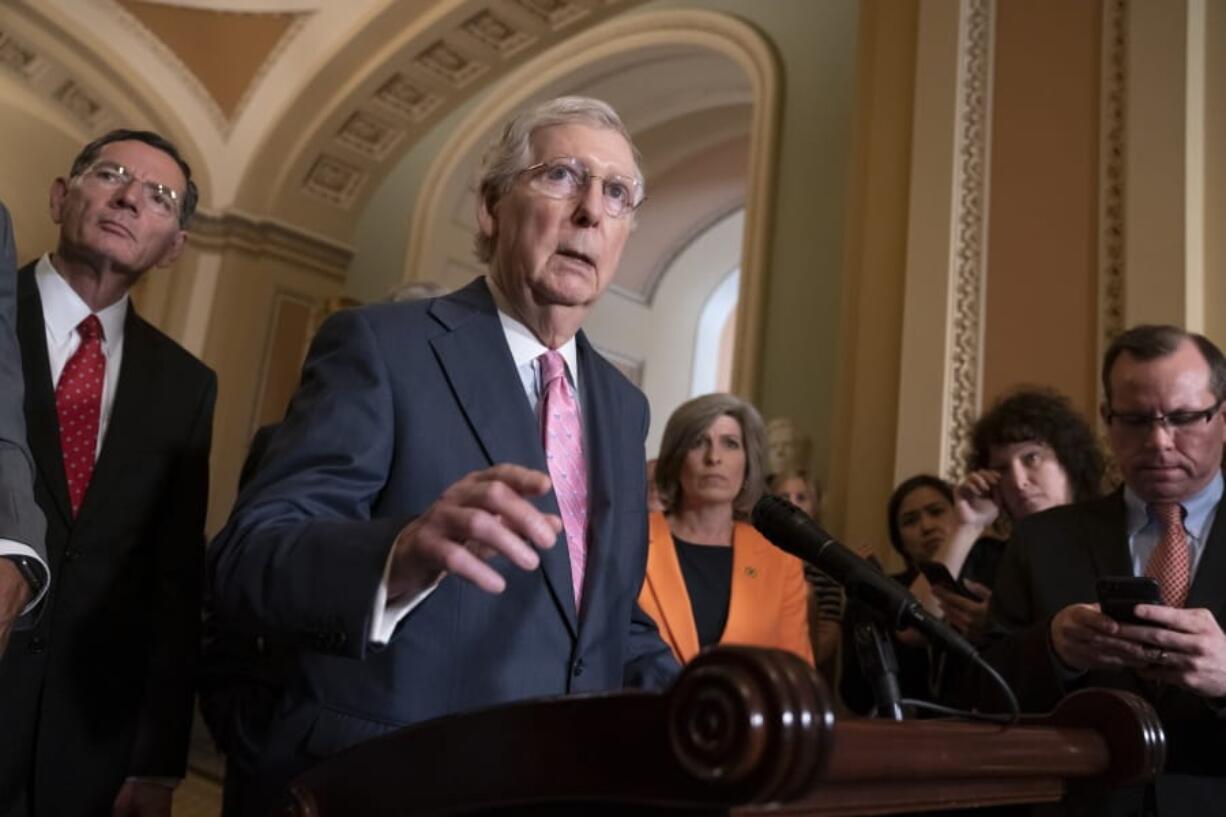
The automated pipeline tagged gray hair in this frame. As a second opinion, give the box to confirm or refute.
[473,96,643,263]
[654,393,768,520]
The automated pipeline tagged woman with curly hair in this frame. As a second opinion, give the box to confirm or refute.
[914,387,1106,640]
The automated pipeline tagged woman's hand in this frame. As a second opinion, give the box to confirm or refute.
[932,579,993,642]
[954,470,1002,531]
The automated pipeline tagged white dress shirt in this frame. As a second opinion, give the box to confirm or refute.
[368,289,580,644]
[34,254,129,456]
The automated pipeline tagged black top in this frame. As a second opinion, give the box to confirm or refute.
[840,536,1007,716]
[673,536,733,648]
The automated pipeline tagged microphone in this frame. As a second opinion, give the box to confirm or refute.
[750,494,977,663]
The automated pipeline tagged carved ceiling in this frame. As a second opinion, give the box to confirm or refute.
[0,0,765,278]
[0,0,650,225]
[115,0,303,121]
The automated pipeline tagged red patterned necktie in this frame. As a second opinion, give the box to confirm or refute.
[539,350,588,610]
[1146,503,1190,607]
[55,315,106,517]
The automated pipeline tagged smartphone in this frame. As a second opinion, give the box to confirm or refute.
[1096,576,1163,625]
[917,560,983,601]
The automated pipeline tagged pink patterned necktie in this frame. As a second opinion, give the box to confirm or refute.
[55,314,106,517]
[1146,503,1190,607]
[539,350,588,610]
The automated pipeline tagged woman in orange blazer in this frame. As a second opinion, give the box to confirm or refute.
[638,394,814,667]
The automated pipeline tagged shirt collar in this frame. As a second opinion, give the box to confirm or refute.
[35,253,128,346]
[1124,471,1224,537]
[486,276,579,384]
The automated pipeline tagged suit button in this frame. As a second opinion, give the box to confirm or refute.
[28,636,46,654]
[330,632,347,650]
[64,549,80,562]
[571,659,584,678]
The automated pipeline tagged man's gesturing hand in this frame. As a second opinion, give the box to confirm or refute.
[387,465,563,601]
[0,558,32,658]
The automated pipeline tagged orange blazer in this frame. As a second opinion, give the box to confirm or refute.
[638,511,814,667]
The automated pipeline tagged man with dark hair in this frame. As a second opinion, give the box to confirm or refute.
[208,96,677,814]
[983,323,1226,816]
[0,130,216,817]
[0,201,48,659]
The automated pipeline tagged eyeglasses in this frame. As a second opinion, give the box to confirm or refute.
[75,160,181,220]
[519,156,644,218]
[1104,400,1223,433]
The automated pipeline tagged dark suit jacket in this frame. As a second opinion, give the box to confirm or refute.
[0,206,47,621]
[207,277,678,809]
[982,490,1226,816]
[0,263,216,817]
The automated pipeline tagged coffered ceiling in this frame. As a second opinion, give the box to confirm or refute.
[1,0,648,223]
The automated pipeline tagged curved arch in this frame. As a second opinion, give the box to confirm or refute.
[4,1,213,206]
[692,267,740,396]
[404,8,780,399]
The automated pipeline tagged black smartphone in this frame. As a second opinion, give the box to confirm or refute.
[917,560,983,601]
[1096,576,1163,625]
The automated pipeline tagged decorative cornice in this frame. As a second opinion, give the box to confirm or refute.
[1099,0,1127,353]
[945,0,994,483]
[0,26,117,133]
[189,209,353,279]
[290,0,641,211]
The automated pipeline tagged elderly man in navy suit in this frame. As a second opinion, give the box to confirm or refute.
[208,96,679,814]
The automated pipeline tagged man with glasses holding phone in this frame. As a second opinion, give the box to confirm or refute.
[0,131,216,817]
[982,324,1226,816]
[208,97,677,815]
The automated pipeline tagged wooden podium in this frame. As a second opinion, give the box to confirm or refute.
[284,647,1164,816]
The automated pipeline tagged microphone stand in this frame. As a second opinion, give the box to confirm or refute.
[852,618,905,721]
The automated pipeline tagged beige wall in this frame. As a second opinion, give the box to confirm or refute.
[982,0,1101,418]
[195,227,347,534]
[1203,0,1226,347]
[828,0,918,561]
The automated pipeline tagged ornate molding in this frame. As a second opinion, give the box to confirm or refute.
[102,1,308,135]
[190,208,353,279]
[0,26,117,132]
[294,0,641,211]
[1098,0,1127,355]
[103,0,230,133]
[945,0,994,483]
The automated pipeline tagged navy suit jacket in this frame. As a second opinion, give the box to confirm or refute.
[981,490,1226,816]
[0,204,47,622]
[208,277,678,803]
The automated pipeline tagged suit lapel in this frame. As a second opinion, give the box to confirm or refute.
[574,333,620,636]
[428,279,577,635]
[15,265,72,524]
[642,512,699,661]
[77,309,158,522]
[724,523,763,642]
[1083,491,1132,579]
[1185,500,1226,613]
